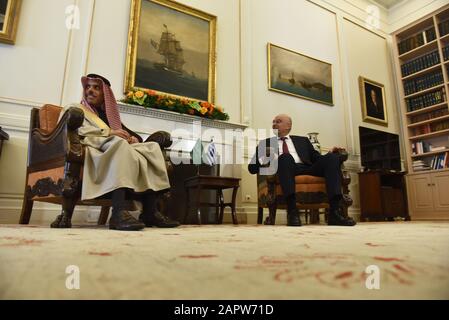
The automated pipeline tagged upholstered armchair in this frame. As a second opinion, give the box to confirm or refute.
[256,150,353,225]
[19,104,173,228]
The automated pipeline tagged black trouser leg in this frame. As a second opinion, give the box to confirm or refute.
[111,188,127,219]
[277,153,342,214]
[299,153,342,212]
[277,154,297,198]
[302,153,342,201]
[142,192,157,218]
[277,154,300,214]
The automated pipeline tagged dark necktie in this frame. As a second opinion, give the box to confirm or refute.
[280,137,289,154]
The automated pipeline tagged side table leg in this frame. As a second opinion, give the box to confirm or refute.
[196,186,202,225]
[231,186,238,225]
[184,187,190,224]
[218,189,224,224]
[216,190,220,223]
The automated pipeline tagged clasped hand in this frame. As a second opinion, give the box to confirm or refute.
[330,146,345,153]
[110,129,139,144]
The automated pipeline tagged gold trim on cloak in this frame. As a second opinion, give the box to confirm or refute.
[78,105,111,130]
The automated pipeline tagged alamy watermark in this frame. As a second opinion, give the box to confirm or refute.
[365,5,380,31]
[365,265,380,290]
[65,265,80,290]
[65,5,80,30]
[167,121,280,175]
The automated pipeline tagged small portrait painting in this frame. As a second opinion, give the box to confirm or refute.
[360,77,388,125]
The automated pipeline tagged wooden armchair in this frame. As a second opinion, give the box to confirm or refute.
[19,104,173,228]
[256,150,353,225]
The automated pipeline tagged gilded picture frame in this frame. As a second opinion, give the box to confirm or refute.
[0,0,22,45]
[125,0,217,103]
[267,43,334,106]
[359,76,388,126]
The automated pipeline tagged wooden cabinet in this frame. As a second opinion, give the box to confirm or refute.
[392,5,449,220]
[406,170,449,219]
[358,171,410,221]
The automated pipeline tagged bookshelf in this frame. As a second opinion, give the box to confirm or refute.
[359,127,401,171]
[393,5,449,220]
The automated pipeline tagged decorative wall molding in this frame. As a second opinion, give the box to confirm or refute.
[0,112,31,134]
[118,102,248,131]
[0,97,43,108]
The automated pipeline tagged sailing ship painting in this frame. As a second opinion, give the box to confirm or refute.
[268,43,333,105]
[150,24,185,75]
[132,0,215,102]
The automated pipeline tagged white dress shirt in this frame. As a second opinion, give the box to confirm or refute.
[278,135,302,164]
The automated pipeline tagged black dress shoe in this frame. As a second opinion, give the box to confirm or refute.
[109,210,145,231]
[328,210,356,226]
[287,210,302,227]
[139,211,180,228]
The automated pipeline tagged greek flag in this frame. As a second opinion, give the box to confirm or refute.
[203,140,218,166]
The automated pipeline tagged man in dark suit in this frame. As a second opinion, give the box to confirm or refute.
[248,114,356,227]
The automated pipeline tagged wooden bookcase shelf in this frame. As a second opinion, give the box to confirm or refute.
[393,5,449,220]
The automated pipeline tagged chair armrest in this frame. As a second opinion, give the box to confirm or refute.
[145,131,173,149]
[331,149,348,163]
[28,107,84,168]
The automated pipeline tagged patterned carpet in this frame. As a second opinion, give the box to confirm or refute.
[0,222,448,299]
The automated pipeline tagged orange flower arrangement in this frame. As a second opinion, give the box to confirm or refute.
[122,89,229,121]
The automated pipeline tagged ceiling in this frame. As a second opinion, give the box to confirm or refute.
[371,0,407,9]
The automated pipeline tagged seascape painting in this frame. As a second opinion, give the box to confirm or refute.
[268,43,333,106]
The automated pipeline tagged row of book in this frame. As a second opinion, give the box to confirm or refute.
[412,141,448,155]
[403,71,444,96]
[406,89,446,112]
[398,27,436,55]
[429,152,449,170]
[443,46,449,61]
[432,120,449,131]
[413,152,449,171]
[412,159,431,171]
[413,124,432,136]
[413,120,449,136]
[439,19,449,37]
[400,51,440,77]
[410,107,449,124]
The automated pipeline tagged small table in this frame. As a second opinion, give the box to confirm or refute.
[184,175,240,225]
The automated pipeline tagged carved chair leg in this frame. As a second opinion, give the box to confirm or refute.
[310,209,320,224]
[266,203,277,225]
[257,207,263,224]
[97,206,110,225]
[51,162,81,228]
[157,190,171,219]
[341,194,353,218]
[19,199,34,224]
[20,186,34,224]
[51,196,77,228]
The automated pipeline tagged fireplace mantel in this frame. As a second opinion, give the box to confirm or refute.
[118,102,247,132]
